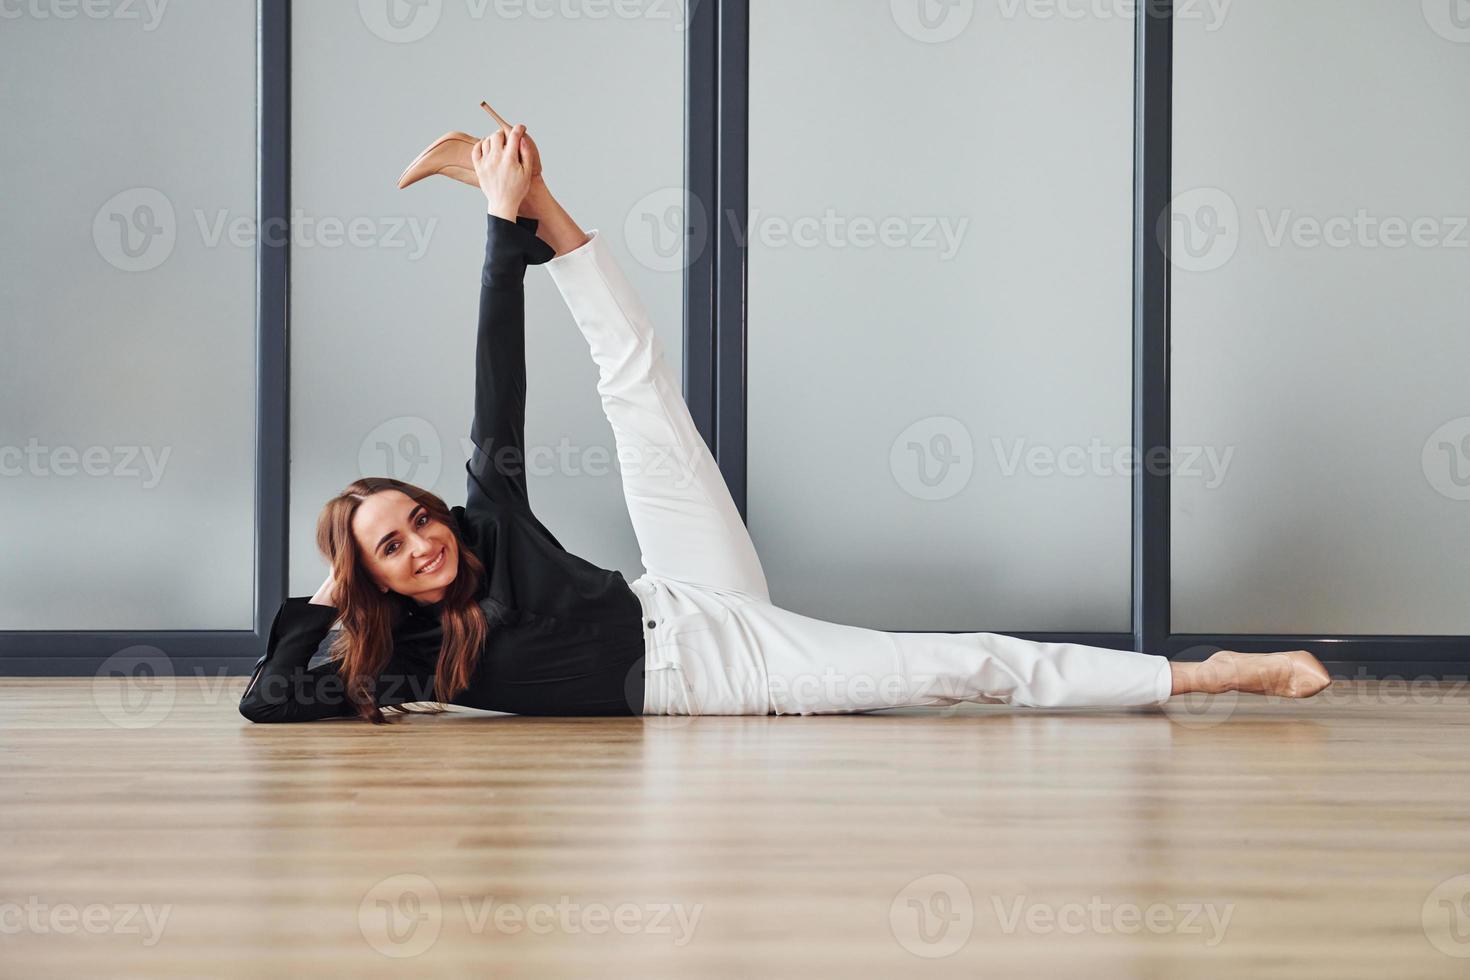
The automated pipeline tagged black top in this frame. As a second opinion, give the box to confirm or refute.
[239,215,647,723]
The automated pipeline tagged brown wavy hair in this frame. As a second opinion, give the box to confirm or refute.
[316,477,489,723]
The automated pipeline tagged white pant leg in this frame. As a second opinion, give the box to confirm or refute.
[638,588,1173,715]
[748,601,1173,712]
[545,231,769,601]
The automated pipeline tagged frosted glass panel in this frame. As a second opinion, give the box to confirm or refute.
[0,3,257,629]
[747,0,1135,631]
[1171,1,1470,634]
[289,4,683,596]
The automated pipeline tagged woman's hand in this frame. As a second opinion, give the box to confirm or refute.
[308,571,339,607]
[472,124,535,222]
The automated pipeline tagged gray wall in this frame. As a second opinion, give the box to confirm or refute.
[1172,0,1470,633]
[747,0,1135,631]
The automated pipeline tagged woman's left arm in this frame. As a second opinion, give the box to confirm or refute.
[238,597,355,723]
[465,212,555,515]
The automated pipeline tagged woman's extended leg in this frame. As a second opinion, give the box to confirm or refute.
[656,597,1332,716]
[528,183,769,601]
[667,599,1175,714]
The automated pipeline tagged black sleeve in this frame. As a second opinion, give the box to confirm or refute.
[238,598,355,723]
[465,213,556,517]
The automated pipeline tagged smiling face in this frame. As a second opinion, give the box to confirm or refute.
[350,489,461,604]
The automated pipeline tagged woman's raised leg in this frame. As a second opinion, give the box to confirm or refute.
[527,181,769,600]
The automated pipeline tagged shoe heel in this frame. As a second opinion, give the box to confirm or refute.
[480,100,513,132]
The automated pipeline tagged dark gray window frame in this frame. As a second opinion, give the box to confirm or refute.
[685,0,1470,677]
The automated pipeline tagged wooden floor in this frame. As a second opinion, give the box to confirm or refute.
[3,678,1470,978]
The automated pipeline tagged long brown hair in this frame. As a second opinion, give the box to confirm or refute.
[316,477,488,723]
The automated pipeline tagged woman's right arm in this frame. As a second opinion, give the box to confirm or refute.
[238,578,356,723]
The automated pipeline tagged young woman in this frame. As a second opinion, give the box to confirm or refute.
[239,122,1331,724]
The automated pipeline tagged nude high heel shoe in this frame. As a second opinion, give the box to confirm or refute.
[1206,650,1333,699]
[395,101,521,190]
[397,131,480,189]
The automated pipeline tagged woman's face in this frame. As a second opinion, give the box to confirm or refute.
[350,490,460,604]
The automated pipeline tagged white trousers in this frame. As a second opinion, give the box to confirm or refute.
[544,231,1174,716]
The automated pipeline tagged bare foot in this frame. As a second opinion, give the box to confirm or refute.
[1202,650,1332,698]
